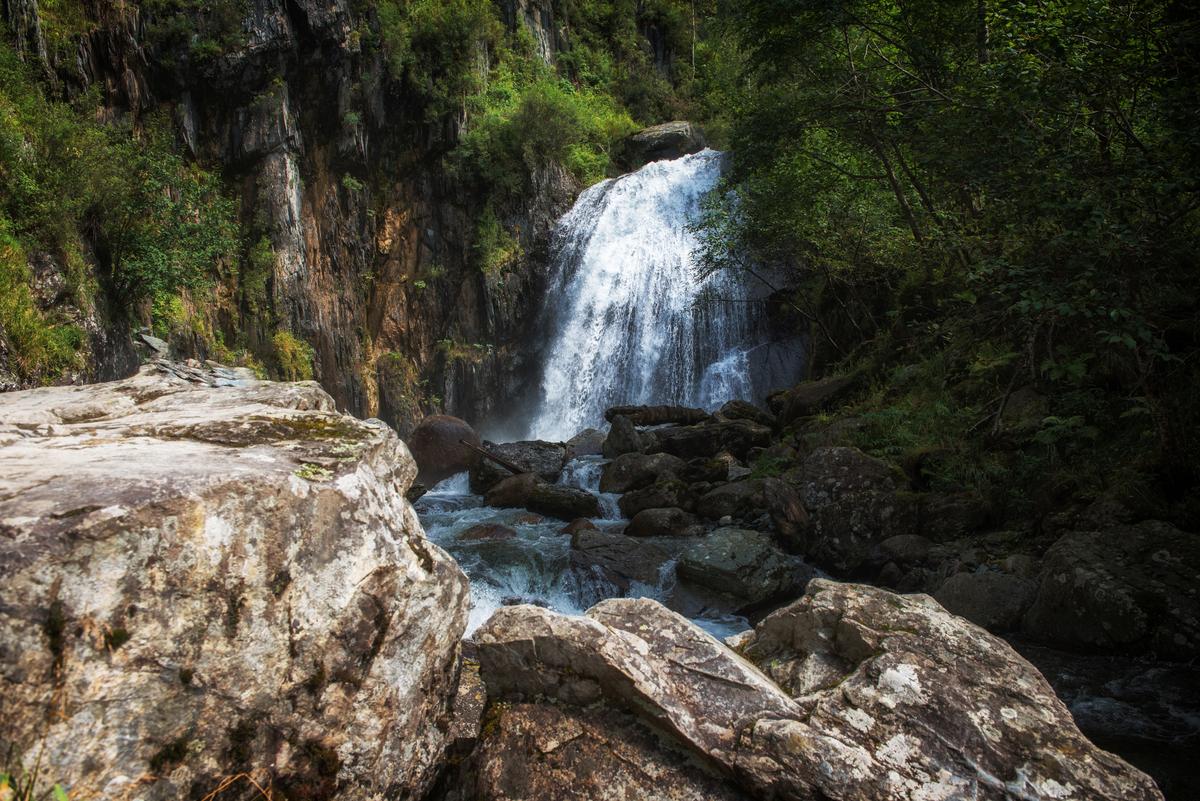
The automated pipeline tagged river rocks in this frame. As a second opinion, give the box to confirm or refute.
[602,414,650,457]
[604,403,711,426]
[791,446,917,572]
[653,419,772,459]
[0,365,469,801]
[407,414,482,485]
[732,579,1164,801]
[559,517,598,535]
[458,523,519,542]
[469,439,567,493]
[564,427,605,458]
[474,591,1161,801]
[1022,521,1200,659]
[677,527,811,607]
[484,473,600,520]
[695,478,767,520]
[618,478,693,517]
[569,528,669,589]
[599,451,686,493]
[626,507,703,537]
[935,570,1036,631]
[716,398,776,428]
[618,121,707,168]
[772,373,862,426]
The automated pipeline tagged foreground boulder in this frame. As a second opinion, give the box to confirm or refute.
[471,587,1161,801]
[409,414,481,485]
[0,363,469,801]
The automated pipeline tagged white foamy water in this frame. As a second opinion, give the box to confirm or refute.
[526,149,755,440]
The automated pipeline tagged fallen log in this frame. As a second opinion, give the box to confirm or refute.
[459,439,527,476]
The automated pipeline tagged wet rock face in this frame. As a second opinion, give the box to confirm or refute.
[472,591,1161,801]
[0,365,469,801]
[1023,521,1200,660]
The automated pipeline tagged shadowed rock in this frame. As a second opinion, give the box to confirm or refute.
[410,414,481,485]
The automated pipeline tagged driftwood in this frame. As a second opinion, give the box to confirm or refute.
[603,405,711,426]
[459,439,526,476]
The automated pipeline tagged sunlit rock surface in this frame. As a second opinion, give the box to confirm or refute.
[0,363,468,800]
[469,584,1162,801]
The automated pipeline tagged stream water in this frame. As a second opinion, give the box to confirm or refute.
[415,150,765,636]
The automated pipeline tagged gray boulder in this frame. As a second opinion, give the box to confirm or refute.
[485,473,601,520]
[618,478,693,517]
[619,121,706,168]
[935,570,1036,631]
[626,507,703,538]
[0,364,469,801]
[677,527,810,606]
[653,419,772,459]
[469,439,567,493]
[570,528,669,590]
[1023,521,1200,659]
[602,414,649,458]
[599,451,685,493]
[790,446,917,572]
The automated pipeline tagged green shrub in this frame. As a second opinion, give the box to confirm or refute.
[273,330,314,381]
[0,223,82,382]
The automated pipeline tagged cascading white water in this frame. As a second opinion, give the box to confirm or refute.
[526,149,755,441]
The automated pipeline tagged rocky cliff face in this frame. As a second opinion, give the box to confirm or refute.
[0,362,469,799]
[1,0,582,435]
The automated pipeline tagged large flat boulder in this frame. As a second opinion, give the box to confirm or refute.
[473,587,1161,801]
[0,363,469,801]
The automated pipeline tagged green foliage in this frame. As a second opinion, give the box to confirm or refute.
[472,206,522,275]
[273,330,314,382]
[456,64,637,194]
[376,0,501,120]
[706,0,1200,513]
[141,0,248,65]
[0,221,83,382]
[242,236,274,312]
[0,36,236,313]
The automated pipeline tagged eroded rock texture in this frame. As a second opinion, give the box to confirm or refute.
[467,584,1162,801]
[0,364,469,800]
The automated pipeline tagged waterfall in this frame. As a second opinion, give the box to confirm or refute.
[526,149,758,441]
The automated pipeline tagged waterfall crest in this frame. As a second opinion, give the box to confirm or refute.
[526,149,755,440]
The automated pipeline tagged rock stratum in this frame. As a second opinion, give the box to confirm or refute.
[0,363,469,800]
